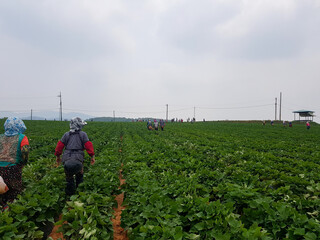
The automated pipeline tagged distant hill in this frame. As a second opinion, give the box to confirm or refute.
[87,117,162,122]
[88,117,151,122]
[88,117,131,122]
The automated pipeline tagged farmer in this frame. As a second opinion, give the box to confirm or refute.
[147,119,153,130]
[0,117,29,210]
[160,119,165,131]
[154,120,159,131]
[289,122,292,127]
[306,121,310,130]
[55,117,95,196]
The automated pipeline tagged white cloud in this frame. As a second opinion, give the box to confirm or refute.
[0,0,319,121]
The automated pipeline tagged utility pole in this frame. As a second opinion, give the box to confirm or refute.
[113,110,115,122]
[58,92,62,121]
[275,98,277,120]
[31,109,33,120]
[166,104,168,121]
[279,92,282,121]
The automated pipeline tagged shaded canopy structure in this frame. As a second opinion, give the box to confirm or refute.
[293,110,315,121]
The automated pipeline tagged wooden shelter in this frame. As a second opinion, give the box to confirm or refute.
[293,110,315,122]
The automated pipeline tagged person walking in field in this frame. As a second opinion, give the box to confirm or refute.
[0,117,29,210]
[154,120,159,131]
[55,117,95,196]
[306,121,311,130]
[147,119,153,130]
[160,119,165,131]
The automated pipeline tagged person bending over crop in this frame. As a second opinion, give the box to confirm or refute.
[0,117,29,210]
[55,117,95,196]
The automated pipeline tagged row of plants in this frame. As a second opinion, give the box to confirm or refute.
[55,123,123,239]
[1,119,319,239]
[121,122,320,239]
[0,120,68,239]
[0,120,122,239]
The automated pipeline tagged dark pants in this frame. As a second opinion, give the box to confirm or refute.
[0,164,23,207]
[64,160,83,196]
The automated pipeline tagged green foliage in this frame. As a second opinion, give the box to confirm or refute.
[1,120,320,239]
[121,122,320,239]
[0,120,121,239]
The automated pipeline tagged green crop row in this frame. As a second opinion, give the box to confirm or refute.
[1,120,320,239]
[0,120,122,239]
[120,122,320,239]
[55,123,123,240]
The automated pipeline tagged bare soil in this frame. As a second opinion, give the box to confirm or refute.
[50,135,127,240]
[112,168,128,240]
[48,214,65,240]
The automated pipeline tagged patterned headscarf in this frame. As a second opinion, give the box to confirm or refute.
[70,117,87,132]
[4,117,27,137]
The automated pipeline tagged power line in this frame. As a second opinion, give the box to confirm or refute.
[63,108,113,113]
[170,107,193,112]
[198,104,273,110]
[0,95,57,100]
[0,108,58,113]
[2,99,282,121]
[117,110,164,114]
[2,104,273,114]
[281,105,296,111]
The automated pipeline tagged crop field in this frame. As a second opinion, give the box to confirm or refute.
[0,120,320,240]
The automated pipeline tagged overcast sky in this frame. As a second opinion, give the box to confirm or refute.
[1,0,319,121]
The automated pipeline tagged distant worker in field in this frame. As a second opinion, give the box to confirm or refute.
[262,120,266,126]
[154,120,159,131]
[55,117,95,196]
[271,120,274,126]
[306,121,311,130]
[289,122,292,127]
[0,117,29,210]
[283,121,286,127]
[160,119,165,131]
[147,119,153,130]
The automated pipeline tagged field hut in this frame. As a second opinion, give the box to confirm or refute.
[293,110,315,122]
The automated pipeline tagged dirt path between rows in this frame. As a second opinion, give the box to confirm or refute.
[50,135,127,240]
[49,169,128,240]
[49,168,128,240]
[112,165,128,240]
[48,214,65,240]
